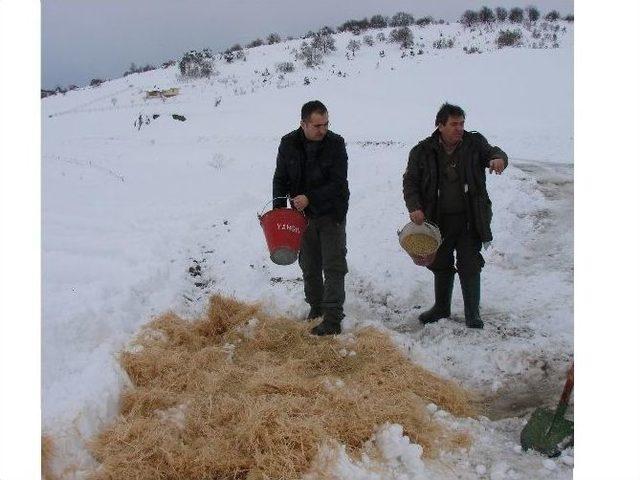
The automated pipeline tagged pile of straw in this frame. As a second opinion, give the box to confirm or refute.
[90,295,474,479]
[42,434,56,480]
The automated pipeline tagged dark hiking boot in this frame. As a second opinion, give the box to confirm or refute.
[460,272,484,329]
[311,310,342,336]
[306,305,323,320]
[311,319,341,336]
[419,271,454,324]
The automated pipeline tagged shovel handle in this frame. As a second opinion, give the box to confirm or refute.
[550,363,574,427]
[558,363,574,407]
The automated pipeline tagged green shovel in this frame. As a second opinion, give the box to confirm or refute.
[520,363,574,457]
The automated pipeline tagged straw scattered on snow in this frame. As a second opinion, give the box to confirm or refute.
[89,294,475,479]
[42,434,57,480]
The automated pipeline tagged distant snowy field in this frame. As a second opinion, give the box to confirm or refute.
[43,21,574,478]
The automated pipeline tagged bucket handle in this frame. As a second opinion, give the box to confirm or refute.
[397,219,439,236]
[257,196,307,221]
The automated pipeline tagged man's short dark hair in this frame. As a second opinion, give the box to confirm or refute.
[301,100,328,121]
[435,103,465,126]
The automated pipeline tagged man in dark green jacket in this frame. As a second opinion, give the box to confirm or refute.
[273,100,349,335]
[402,103,507,329]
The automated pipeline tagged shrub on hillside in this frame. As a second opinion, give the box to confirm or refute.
[223,44,245,63]
[389,27,414,48]
[390,11,414,27]
[416,16,434,26]
[295,42,323,67]
[376,32,386,42]
[246,38,264,48]
[464,46,481,54]
[545,10,561,21]
[311,33,336,54]
[318,26,335,35]
[276,61,294,73]
[369,14,387,28]
[495,7,508,22]
[363,34,374,46]
[479,6,495,23]
[526,6,541,22]
[161,60,176,69]
[496,29,523,47]
[564,14,574,22]
[90,78,104,87]
[433,36,455,49]
[509,7,524,23]
[316,25,336,35]
[123,63,137,77]
[266,33,281,45]
[338,18,369,34]
[124,63,156,77]
[461,9,480,27]
[179,50,214,78]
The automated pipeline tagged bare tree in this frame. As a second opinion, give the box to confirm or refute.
[545,10,561,21]
[461,10,480,27]
[416,16,434,26]
[347,39,361,55]
[479,6,495,23]
[526,6,540,22]
[295,42,323,67]
[495,7,508,22]
[509,7,524,23]
[369,14,387,28]
[390,11,415,27]
[390,27,414,48]
[311,33,336,54]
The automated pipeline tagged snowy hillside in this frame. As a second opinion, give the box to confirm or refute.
[43,20,573,479]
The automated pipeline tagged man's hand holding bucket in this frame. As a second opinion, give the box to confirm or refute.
[292,195,309,211]
[409,209,425,225]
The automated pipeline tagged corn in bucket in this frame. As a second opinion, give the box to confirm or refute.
[398,221,442,266]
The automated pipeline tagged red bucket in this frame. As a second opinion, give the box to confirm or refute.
[258,197,308,265]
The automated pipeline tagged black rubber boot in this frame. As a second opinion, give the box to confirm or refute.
[306,305,323,320]
[419,271,454,324]
[459,272,483,329]
[311,310,342,336]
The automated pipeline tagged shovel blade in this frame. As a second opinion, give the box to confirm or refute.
[520,407,574,457]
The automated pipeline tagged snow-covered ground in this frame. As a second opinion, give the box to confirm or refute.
[42,21,574,478]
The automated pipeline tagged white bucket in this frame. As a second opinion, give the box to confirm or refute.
[398,221,442,266]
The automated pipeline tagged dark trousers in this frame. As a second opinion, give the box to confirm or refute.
[428,213,484,275]
[299,215,348,317]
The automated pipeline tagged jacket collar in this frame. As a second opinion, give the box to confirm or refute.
[294,126,332,148]
[427,128,469,151]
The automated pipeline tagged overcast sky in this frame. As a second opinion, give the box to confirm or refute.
[42,0,573,89]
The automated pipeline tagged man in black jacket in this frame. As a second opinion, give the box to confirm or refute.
[402,103,507,329]
[273,100,349,335]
